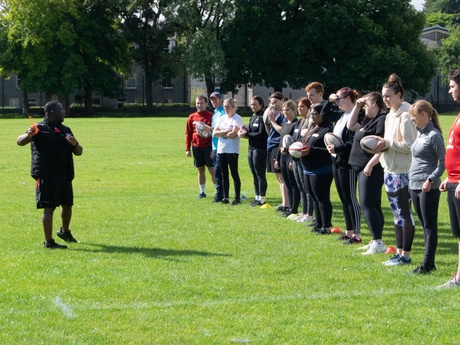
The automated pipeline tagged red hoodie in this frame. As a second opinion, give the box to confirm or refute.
[445,113,460,182]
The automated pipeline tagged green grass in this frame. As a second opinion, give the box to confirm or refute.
[1,114,460,344]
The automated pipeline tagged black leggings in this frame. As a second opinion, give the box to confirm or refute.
[292,159,313,215]
[304,173,333,228]
[333,163,361,233]
[280,154,300,213]
[248,147,267,197]
[410,188,440,269]
[355,165,385,240]
[218,153,240,200]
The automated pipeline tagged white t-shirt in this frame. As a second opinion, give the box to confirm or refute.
[216,113,243,154]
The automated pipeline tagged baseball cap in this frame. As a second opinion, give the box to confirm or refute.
[210,92,222,99]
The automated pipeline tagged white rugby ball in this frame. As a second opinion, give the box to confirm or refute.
[360,135,382,154]
[289,141,307,158]
[282,134,295,150]
[238,124,249,138]
[195,121,211,138]
[263,106,277,125]
[324,132,344,147]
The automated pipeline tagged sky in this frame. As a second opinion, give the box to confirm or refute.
[411,0,425,11]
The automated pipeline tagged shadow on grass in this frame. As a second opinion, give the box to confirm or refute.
[72,242,231,262]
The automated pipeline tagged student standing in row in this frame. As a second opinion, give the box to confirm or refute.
[408,100,445,273]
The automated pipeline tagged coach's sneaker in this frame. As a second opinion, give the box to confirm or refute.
[437,275,460,289]
[57,228,78,243]
[362,241,386,255]
[44,239,67,249]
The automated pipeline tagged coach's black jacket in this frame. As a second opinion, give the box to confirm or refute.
[30,119,75,180]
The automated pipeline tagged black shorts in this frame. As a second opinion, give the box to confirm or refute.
[36,177,73,209]
[267,147,281,173]
[192,146,214,168]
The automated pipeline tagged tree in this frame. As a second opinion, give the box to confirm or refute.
[220,0,436,96]
[437,26,460,76]
[0,0,130,114]
[173,0,234,97]
[425,0,460,14]
[120,0,177,109]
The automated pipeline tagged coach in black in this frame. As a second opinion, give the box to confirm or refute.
[17,101,83,249]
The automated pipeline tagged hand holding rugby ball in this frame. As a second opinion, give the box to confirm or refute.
[360,135,384,154]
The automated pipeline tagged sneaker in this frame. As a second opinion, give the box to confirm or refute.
[221,198,230,204]
[436,275,460,289]
[56,229,78,243]
[212,196,224,203]
[276,204,285,211]
[382,253,401,265]
[280,211,292,218]
[411,265,436,275]
[249,200,263,207]
[290,214,304,221]
[362,242,386,255]
[44,239,67,249]
[385,255,412,266]
[231,198,241,206]
[310,227,321,233]
[342,236,362,245]
[357,241,373,251]
[316,228,331,235]
[296,216,311,223]
[287,214,299,220]
[337,233,350,241]
[198,192,206,198]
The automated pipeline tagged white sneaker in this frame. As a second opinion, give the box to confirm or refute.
[436,275,460,289]
[357,241,373,251]
[286,213,298,220]
[362,242,386,255]
[290,214,304,221]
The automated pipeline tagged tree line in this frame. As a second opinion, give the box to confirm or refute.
[0,0,457,114]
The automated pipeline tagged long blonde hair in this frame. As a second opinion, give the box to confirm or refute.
[409,100,442,134]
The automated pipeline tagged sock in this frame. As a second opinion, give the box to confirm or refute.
[255,195,260,201]
[200,184,206,193]
[260,196,266,203]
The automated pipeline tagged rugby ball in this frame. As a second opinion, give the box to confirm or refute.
[195,121,211,138]
[282,134,295,150]
[289,141,308,158]
[238,124,249,138]
[324,132,343,147]
[263,106,277,125]
[360,135,382,154]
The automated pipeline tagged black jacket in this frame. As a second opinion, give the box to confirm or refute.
[30,119,75,180]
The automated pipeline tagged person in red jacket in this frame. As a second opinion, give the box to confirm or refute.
[185,96,215,198]
[438,68,460,288]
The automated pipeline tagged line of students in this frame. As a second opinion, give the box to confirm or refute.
[185,67,460,288]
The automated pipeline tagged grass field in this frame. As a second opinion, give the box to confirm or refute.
[1,113,460,344]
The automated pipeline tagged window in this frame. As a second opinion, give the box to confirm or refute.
[125,73,137,89]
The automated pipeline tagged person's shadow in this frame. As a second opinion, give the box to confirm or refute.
[71,243,231,262]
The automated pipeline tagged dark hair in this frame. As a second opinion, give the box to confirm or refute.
[252,95,264,108]
[305,82,324,95]
[269,91,286,101]
[311,103,324,115]
[298,97,311,109]
[337,87,359,103]
[44,101,62,115]
[196,95,208,103]
[448,68,460,85]
[383,73,404,98]
[366,91,387,114]
[409,100,442,134]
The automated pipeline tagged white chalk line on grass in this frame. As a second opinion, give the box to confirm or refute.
[52,297,76,319]
[75,286,435,311]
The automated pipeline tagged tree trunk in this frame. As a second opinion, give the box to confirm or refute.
[205,74,215,99]
[22,89,29,114]
[144,65,153,110]
[84,87,94,116]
